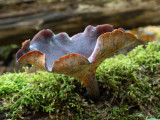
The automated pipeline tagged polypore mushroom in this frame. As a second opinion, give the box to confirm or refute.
[16,24,138,100]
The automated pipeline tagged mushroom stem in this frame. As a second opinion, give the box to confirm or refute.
[81,69,100,100]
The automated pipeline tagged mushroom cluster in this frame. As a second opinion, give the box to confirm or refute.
[16,24,138,100]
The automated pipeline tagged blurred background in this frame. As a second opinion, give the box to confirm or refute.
[0,0,160,74]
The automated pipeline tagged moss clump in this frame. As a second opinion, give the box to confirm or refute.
[0,70,85,119]
[0,42,160,120]
[94,42,160,119]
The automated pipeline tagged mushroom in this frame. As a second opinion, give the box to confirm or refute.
[16,24,138,100]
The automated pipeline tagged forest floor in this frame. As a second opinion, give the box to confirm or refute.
[0,41,160,120]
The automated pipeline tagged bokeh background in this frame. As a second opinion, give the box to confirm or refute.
[0,0,160,74]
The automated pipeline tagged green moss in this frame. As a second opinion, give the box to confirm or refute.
[0,70,85,119]
[0,44,18,61]
[0,42,160,120]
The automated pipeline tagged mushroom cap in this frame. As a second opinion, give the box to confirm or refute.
[16,24,138,77]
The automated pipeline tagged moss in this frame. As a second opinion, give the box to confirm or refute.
[0,42,160,120]
[0,70,85,119]
[0,44,18,61]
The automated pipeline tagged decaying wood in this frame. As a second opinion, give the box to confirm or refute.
[0,0,160,46]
